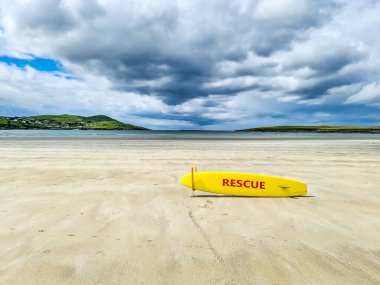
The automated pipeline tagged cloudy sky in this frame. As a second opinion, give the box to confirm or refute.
[0,0,379,130]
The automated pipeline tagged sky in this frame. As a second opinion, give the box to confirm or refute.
[0,0,379,130]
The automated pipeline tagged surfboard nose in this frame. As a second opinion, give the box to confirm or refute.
[294,182,308,196]
[301,183,308,195]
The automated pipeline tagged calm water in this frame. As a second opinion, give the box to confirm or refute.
[1,130,380,140]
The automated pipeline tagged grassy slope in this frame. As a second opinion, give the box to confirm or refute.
[0,117,23,128]
[238,126,380,133]
[0,115,148,130]
[31,114,85,123]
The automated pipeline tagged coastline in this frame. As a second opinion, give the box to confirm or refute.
[2,129,380,141]
[1,127,380,134]
[237,126,380,134]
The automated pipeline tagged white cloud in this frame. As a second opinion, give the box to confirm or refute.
[0,62,169,125]
[202,76,258,90]
[346,81,380,107]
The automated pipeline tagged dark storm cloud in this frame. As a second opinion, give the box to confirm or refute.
[5,0,341,104]
[290,72,364,99]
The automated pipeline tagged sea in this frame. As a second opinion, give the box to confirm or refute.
[1,130,380,140]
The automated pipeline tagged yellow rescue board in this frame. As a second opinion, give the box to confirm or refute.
[181,169,307,197]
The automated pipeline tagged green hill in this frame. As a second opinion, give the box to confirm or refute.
[238,125,380,133]
[0,114,148,130]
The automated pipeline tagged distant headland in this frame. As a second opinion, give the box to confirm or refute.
[238,126,380,134]
[0,114,148,130]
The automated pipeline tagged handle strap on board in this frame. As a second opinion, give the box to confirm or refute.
[191,167,198,196]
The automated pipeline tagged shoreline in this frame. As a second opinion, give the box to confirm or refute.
[1,131,380,142]
[1,127,380,134]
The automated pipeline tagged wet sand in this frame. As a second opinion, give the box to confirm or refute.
[0,139,379,284]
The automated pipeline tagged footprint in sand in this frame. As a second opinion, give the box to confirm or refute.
[199,204,211,208]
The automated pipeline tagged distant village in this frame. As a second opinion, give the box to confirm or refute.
[0,115,147,130]
[4,117,87,129]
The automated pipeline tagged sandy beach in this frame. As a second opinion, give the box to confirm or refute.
[0,138,379,284]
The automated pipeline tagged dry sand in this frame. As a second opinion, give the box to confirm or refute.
[0,138,379,284]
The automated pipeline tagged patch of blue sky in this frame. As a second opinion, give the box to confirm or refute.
[0,55,79,80]
[0,55,63,72]
[52,73,79,80]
